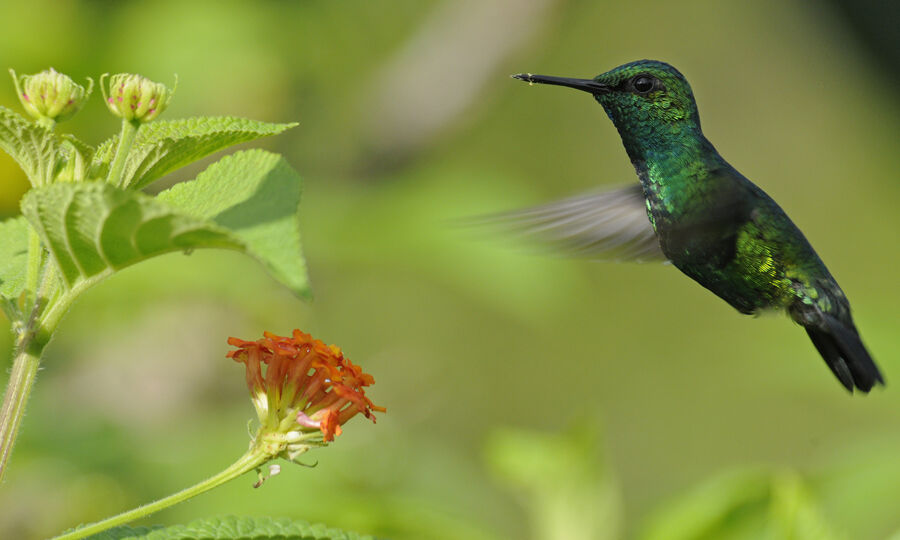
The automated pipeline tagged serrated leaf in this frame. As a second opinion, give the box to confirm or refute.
[93,116,297,190]
[21,182,243,290]
[157,149,308,297]
[0,216,30,318]
[0,105,59,186]
[86,515,375,540]
[21,149,308,298]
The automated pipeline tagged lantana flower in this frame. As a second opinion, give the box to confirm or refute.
[54,331,383,536]
[228,329,384,464]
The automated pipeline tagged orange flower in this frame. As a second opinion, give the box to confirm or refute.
[228,330,384,449]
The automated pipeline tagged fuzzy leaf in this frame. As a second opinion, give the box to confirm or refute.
[156,149,308,296]
[0,216,30,318]
[20,182,239,289]
[93,116,297,189]
[0,105,59,186]
[158,150,309,295]
[85,516,375,540]
[20,149,308,297]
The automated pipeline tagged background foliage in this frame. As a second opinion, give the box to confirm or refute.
[0,0,898,539]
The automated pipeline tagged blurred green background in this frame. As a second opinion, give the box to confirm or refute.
[1,1,898,539]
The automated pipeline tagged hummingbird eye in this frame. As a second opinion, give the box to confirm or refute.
[631,76,655,94]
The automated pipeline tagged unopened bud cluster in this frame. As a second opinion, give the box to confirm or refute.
[10,68,92,124]
[101,73,173,123]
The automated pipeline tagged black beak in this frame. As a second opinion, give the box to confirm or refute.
[511,73,609,94]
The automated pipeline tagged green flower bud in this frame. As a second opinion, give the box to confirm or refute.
[9,68,93,124]
[101,73,174,123]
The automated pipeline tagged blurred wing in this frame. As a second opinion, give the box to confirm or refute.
[479,184,666,262]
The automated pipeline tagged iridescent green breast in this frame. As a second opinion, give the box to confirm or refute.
[656,168,836,315]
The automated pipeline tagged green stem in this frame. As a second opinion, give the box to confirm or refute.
[36,117,56,131]
[106,118,139,188]
[54,450,269,540]
[22,228,43,312]
[35,263,62,318]
[1,262,79,481]
[34,277,94,348]
[0,345,42,483]
[0,230,53,481]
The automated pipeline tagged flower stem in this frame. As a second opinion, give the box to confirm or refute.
[0,228,53,481]
[0,345,42,483]
[22,228,43,312]
[36,117,56,131]
[53,450,269,540]
[0,268,98,481]
[106,118,139,188]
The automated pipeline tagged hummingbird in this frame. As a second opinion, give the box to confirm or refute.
[502,60,883,393]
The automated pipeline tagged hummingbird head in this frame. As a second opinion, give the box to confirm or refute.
[513,60,702,158]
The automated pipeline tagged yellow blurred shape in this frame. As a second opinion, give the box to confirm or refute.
[0,151,28,217]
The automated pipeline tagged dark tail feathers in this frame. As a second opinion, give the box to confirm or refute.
[804,314,884,393]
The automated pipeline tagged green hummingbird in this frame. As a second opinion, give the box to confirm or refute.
[503,60,883,393]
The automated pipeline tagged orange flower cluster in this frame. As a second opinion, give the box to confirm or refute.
[227,330,384,442]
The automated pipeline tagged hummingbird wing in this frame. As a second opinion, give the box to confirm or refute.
[479,184,665,261]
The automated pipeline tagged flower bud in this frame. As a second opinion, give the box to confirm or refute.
[10,68,92,124]
[101,73,174,123]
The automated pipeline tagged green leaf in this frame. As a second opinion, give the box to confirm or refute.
[21,149,308,297]
[638,470,771,540]
[86,516,375,540]
[21,181,240,289]
[637,469,844,540]
[0,105,59,186]
[485,424,621,540]
[93,116,297,190]
[157,149,308,297]
[0,216,30,319]
[769,472,844,540]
